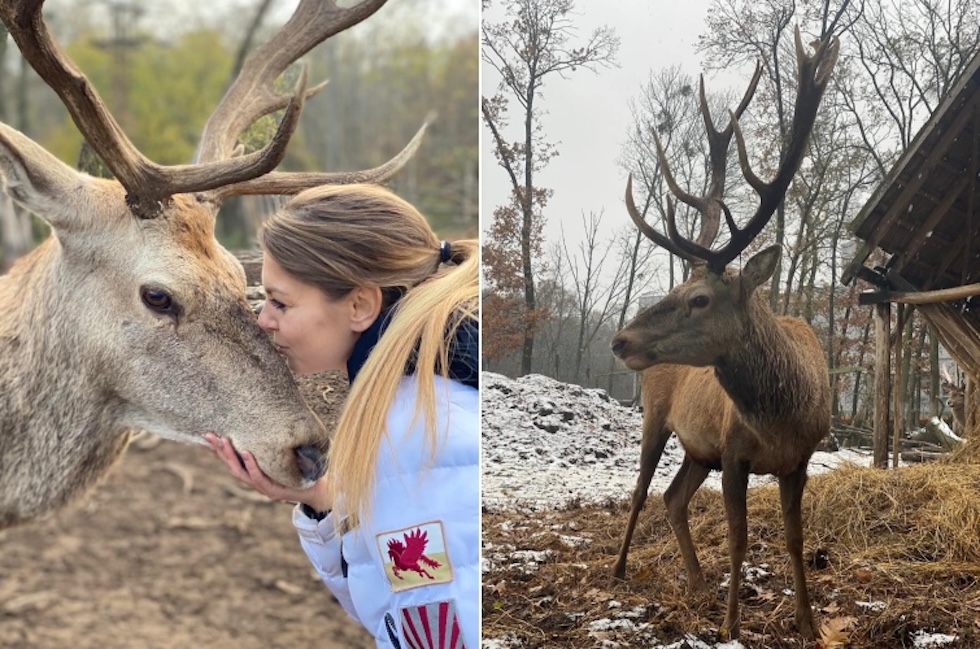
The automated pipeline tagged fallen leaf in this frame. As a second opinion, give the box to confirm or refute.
[818,616,858,648]
[821,601,841,615]
[854,567,874,583]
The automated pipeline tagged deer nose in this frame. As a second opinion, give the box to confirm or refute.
[611,336,627,356]
[293,444,326,482]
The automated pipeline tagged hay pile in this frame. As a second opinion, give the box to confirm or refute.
[483,457,980,648]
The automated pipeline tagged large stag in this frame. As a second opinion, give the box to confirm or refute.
[610,30,838,639]
[0,0,424,529]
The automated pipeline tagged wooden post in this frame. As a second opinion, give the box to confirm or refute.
[967,374,978,438]
[892,304,904,468]
[874,302,891,468]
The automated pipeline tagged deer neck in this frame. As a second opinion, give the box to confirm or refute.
[712,299,807,428]
[0,240,133,522]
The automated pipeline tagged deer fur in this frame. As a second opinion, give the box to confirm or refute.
[0,125,328,529]
[940,365,966,435]
[612,249,831,639]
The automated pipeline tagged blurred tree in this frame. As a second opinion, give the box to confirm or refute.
[482,0,619,375]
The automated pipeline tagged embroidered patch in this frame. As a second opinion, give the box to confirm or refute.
[376,520,453,592]
[399,599,467,649]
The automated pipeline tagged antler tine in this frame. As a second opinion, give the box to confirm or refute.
[624,174,699,264]
[704,28,839,271]
[650,121,721,251]
[213,116,432,198]
[196,0,389,166]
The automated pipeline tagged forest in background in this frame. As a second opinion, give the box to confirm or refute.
[482,0,977,432]
[0,0,478,260]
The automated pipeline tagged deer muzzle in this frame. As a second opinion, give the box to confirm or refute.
[293,443,327,483]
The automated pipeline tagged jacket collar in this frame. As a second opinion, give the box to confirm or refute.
[345,308,479,390]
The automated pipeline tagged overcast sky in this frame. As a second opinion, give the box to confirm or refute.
[481,0,752,258]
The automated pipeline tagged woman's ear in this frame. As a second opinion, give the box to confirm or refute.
[349,285,383,333]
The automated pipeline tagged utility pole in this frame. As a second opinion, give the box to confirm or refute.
[84,1,144,176]
[95,1,144,123]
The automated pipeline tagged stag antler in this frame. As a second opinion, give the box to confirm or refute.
[0,0,422,216]
[627,28,839,273]
[626,62,761,264]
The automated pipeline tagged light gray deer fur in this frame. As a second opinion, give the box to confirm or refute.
[0,124,328,529]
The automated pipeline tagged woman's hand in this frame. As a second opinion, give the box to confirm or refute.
[204,433,332,512]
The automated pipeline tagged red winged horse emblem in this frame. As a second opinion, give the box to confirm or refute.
[387,527,441,580]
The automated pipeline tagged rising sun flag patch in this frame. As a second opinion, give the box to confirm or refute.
[376,520,453,592]
[399,600,467,649]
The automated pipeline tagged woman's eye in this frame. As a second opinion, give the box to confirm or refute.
[268,299,287,311]
[141,287,175,314]
[690,295,710,309]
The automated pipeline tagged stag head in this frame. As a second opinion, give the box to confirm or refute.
[0,0,424,494]
[612,30,839,371]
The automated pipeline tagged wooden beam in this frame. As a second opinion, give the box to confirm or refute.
[858,282,980,305]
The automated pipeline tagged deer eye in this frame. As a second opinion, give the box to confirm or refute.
[690,295,710,309]
[140,287,178,316]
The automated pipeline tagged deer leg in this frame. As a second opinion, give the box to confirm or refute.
[663,455,711,591]
[720,460,749,640]
[613,423,671,578]
[779,464,815,639]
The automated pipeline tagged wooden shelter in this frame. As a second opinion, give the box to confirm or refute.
[843,48,980,460]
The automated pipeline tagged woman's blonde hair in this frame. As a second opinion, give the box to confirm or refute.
[259,183,478,525]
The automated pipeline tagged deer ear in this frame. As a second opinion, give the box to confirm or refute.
[741,244,781,291]
[0,124,89,231]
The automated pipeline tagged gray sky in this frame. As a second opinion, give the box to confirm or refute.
[481,0,750,259]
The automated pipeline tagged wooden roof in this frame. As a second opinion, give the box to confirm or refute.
[843,49,980,293]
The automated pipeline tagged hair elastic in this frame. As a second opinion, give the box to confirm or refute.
[439,240,452,264]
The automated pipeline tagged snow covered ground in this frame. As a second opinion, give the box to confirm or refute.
[481,371,873,512]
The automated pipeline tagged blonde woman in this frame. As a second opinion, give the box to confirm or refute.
[206,184,478,648]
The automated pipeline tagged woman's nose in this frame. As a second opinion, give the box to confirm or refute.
[256,303,275,331]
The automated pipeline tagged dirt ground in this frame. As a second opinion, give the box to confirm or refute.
[0,371,374,649]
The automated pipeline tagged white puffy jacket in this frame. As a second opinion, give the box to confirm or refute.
[293,374,479,648]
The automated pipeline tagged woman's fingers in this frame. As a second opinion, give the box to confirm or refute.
[204,433,252,483]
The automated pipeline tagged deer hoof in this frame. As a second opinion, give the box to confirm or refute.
[719,624,739,641]
[796,615,816,640]
[687,574,708,594]
[611,561,627,580]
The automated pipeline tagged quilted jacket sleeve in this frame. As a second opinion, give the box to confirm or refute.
[292,506,361,625]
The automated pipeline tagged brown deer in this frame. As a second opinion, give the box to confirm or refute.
[610,29,838,640]
[0,0,425,529]
[940,365,966,436]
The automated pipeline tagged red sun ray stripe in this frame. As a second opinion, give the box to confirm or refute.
[438,601,448,649]
[402,608,425,649]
